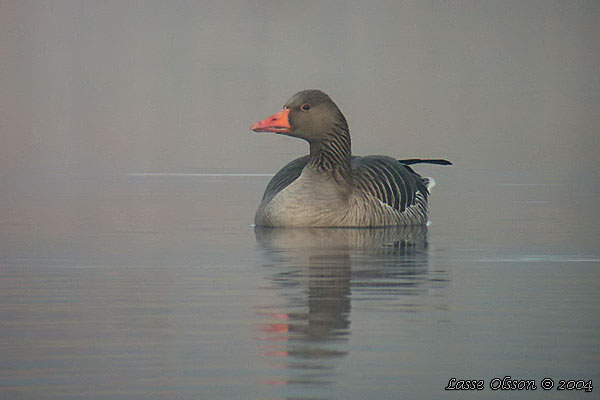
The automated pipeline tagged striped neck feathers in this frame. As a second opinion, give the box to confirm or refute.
[308,121,352,175]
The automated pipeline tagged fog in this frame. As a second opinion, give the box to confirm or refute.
[2,0,598,176]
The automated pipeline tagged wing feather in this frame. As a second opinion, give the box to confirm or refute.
[360,163,390,205]
[352,156,429,212]
[260,155,309,203]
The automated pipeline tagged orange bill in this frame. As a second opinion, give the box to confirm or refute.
[251,109,291,134]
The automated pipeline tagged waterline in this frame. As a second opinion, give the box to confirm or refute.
[127,173,273,177]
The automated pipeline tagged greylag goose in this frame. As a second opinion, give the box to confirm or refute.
[251,90,451,228]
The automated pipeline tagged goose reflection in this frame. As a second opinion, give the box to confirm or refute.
[254,226,445,390]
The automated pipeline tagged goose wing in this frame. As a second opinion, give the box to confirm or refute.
[351,155,430,212]
[260,155,309,203]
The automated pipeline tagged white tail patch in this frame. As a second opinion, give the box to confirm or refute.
[426,177,436,191]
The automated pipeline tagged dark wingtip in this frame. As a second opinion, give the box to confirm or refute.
[398,158,453,166]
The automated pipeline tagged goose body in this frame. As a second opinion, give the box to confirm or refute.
[251,90,450,228]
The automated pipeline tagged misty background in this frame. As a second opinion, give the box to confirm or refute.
[2,2,599,398]
[2,0,598,177]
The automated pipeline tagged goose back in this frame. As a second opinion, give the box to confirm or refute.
[256,156,433,227]
[351,155,430,214]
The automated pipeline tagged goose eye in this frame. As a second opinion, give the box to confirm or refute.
[282,105,289,109]
[301,103,311,111]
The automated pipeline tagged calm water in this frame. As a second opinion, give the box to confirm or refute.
[2,1,599,399]
[1,169,598,399]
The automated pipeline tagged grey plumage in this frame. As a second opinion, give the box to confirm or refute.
[259,155,310,206]
[251,90,450,228]
[261,155,428,212]
[352,156,428,214]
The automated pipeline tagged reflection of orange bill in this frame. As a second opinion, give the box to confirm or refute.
[259,323,289,333]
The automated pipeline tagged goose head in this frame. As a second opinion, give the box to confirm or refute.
[251,90,348,143]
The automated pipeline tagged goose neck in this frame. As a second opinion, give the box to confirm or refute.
[308,129,352,174]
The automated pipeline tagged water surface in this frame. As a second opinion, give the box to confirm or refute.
[1,171,598,399]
